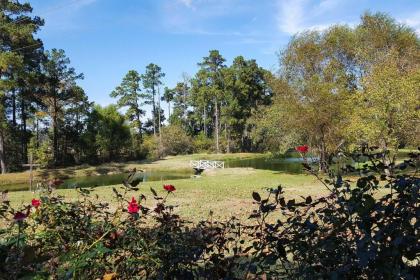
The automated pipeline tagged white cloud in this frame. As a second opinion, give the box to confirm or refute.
[161,0,254,35]
[400,11,420,35]
[178,0,193,8]
[276,0,346,35]
[276,0,306,35]
[318,0,340,13]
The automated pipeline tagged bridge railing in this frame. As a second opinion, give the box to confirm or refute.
[190,160,225,170]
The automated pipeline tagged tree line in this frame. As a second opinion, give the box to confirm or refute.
[1,0,418,173]
[253,12,419,170]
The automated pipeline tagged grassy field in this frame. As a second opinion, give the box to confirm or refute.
[2,151,402,222]
[6,168,326,222]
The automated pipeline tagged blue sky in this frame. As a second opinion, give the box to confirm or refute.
[29,0,420,107]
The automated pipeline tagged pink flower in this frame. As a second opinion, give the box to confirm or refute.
[31,198,41,208]
[295,145,309,153]
[127,197,140,214]
[163,184,176,192]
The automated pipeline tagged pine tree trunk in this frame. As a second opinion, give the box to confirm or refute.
[214,100,219,153]
[152,87,156,136]
[157,87,162,147]
[134,97,142,140]
[21,96,27,163]
[36,118,39,148]
[0,70,6,173]
[11,90,16,127]
[137,112,142,140]
[53,98,59,166]
[226,124,231,153]
[0,128,6,174]
[203,107,207,137]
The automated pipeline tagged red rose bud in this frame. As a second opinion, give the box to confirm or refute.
[31,198,41,208]
[163,184,176,192]
[295,145,309,153]
[13,211,27,221]
[127,197,140,214]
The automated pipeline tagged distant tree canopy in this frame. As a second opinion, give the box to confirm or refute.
[0,3,418,173]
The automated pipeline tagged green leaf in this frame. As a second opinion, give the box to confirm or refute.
[127,172,143,187]
[252,192,261,202]
[287,199,295,208]
[279,197,286,207]
[150,187,157,197]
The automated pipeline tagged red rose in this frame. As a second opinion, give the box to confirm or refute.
[127,197,140,214]
[13,211,27,221]
[31,198,41,208]
[163,184,176,192]
[295,145,309,153]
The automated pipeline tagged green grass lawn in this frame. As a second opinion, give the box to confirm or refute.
[2,152,397,222]
[7,167,327,222]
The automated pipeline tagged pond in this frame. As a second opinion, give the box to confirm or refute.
[1,170,193,192]
[225,156,318,174]
[3,155,323,192]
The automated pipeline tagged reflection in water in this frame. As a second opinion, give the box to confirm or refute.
[225,157,317,174]
[3,171,192,192]
[62,171,193,189]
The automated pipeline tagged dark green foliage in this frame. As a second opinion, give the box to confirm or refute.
[239,148,419,279]
[0,0,44,173]
[190,51,271,153]
[85,105,131,161]
[142,63,165,135]
[110,70,145,138]
[41,49,84,165]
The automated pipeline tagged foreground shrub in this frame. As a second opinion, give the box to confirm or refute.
[246,147,419,278]
[0,148,418,279]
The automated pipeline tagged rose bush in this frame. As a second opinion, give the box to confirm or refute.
[0,147,418,279]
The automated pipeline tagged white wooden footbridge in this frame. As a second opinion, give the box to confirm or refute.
[190,160,225,170]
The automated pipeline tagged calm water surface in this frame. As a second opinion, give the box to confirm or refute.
[226,157,318,174]
[2,171,192,192]
[3,156,321,192]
